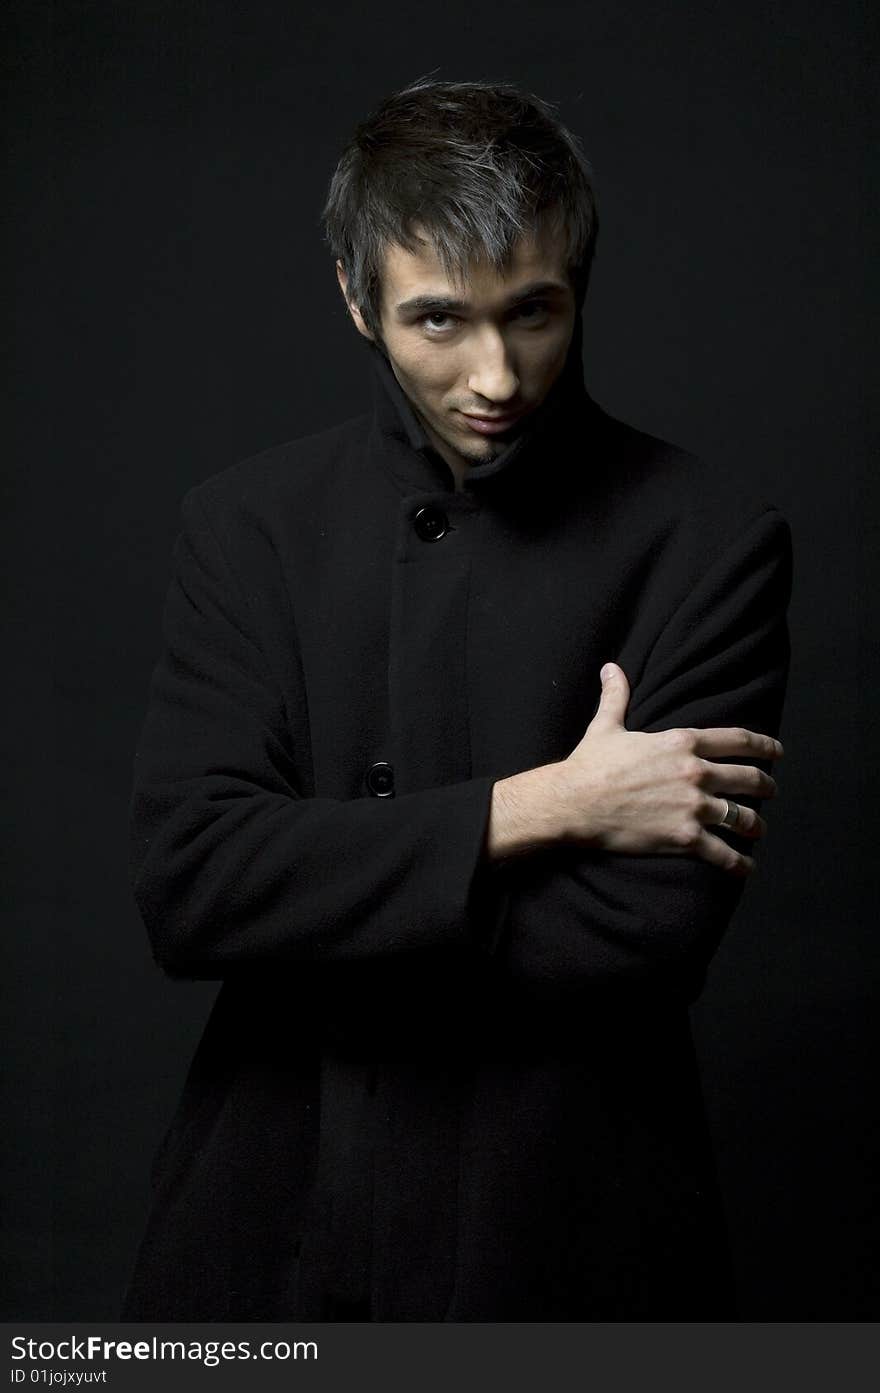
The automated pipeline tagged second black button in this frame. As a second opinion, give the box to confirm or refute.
[413,506,449,542]
[365,761,395,797]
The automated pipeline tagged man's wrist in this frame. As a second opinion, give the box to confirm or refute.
[485,761,573,861]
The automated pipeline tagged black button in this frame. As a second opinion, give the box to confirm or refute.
[365,761,395,797]
[413,505,449,542]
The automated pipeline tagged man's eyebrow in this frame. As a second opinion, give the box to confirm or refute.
[394,280,570,317]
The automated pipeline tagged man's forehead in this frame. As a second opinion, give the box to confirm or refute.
[380,224,571,309]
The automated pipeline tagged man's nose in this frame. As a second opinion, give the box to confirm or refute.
[466,329,519,403]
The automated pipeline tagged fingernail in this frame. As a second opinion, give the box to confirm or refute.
[600,663,614,681]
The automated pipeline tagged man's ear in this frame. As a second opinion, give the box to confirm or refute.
[336,260,374,341]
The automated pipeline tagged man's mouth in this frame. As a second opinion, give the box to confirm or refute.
[459,410,525,436]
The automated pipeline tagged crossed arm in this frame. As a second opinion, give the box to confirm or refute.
[131,488,791,988]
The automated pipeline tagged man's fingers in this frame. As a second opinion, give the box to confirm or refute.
[593,662,630,726]
[692,828,755,876]
[703,797,767,840]
[698,760,778,799]
[690,727,784,762]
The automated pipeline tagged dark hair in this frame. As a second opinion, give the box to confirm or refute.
[322,76,599,339]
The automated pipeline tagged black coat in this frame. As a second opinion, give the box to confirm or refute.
[123,325,792,1320]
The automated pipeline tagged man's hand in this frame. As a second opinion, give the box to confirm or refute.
[486,663,783,875]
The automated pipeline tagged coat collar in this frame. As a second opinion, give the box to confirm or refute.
[366,309,596,493]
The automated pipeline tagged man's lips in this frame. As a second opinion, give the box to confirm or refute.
[459,410,525,436]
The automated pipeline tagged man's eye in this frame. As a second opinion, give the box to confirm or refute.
[422,312,456,332]
[514,301,549,322]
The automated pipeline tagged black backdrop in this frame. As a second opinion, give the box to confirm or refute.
[3,0,876,1320]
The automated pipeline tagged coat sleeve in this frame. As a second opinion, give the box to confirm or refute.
[130,486,497,978]
[485,505,793,998]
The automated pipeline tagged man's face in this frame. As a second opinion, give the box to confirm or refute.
[337,224,577,478]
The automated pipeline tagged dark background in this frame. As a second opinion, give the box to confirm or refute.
[3,0,876,1320]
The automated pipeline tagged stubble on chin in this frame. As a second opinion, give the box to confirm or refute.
[458,438,503,465]
[422,414,499,470]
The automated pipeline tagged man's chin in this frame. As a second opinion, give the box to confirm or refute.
[453,428,518,465]
[427,431,502,469]
[422,413,517,469]
[459,439,506,465]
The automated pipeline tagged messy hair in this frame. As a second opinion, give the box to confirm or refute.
[322,76,599,339]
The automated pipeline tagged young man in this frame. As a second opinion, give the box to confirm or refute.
[123,78,791,1320]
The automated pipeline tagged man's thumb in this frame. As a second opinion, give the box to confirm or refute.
[596,662,630,723]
